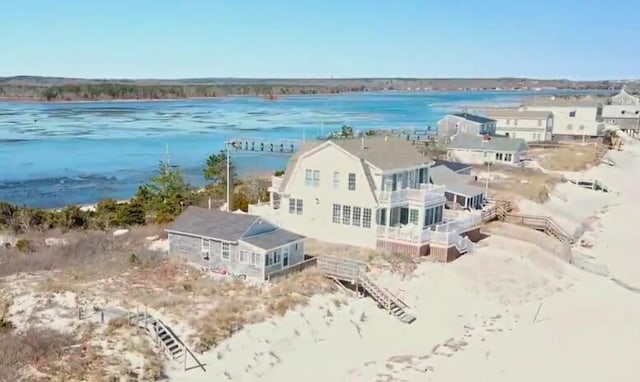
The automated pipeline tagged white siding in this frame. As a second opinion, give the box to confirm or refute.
[527,106,603,137]
[493,116,552,142]
[447,149,523,166]
[280,143,379,248]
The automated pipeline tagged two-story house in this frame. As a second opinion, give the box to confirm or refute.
[249,136,483,260]
[482,108,553,142]
[602,87,640,135]
[166,207,305,282]
[437,113,497,139]
[522,96,605,141]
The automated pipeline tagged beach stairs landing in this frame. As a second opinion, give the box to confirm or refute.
[316,256,416,324]
[129,312,205,372]
[359,273,416,324]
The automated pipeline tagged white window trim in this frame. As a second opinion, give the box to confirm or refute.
[201,238,210,261]
[221,241,230,261]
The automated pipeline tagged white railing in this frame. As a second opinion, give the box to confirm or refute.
[378,183,446,205]
[431,231,474,254]
[269,176,283,191]
[376,225,431,243]
[435,212,483,233]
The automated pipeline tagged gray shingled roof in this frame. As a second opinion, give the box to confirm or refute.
[167,206,259,241]
[241,229,305,251]
[332,136,432,171]
[433,159,472,173]
[430,166,484,197]
[448,133,528,152]
[453,113,496,124]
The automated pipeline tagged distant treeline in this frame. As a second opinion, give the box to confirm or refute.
[0,83,368,101]
[0,76,636,101]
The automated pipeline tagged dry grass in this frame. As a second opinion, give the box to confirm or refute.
[305,239,417,274]
[529,143,600,172]
[480,165,563,203]
[0,230,164,280]
[0,327,77,381]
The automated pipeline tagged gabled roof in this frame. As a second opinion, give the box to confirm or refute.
[448,133,528,153]
[242,229,305,250]
[429,165,484,197]
[331,136,432,171]
[433,159,472,173]
[167,206,259,241]
[278,140,322,192]
[452,113,496,124]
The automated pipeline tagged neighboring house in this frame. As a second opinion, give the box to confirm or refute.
[522,96,605,141]
[249,136,483,259]
[446,133,528,166]
[602,88,640,133]
[437,113,497,138]
[429,164,486,210]
[482,108,553,142]
[432,159,473,175]
[166,207,305,282]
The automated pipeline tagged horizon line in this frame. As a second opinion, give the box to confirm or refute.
[1,75,638,82]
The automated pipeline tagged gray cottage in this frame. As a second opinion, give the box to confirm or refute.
[166,207,305,281]
[437,113,497,138]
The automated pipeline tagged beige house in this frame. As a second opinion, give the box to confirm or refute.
[483,108,553,142]
[249,136,483,260]
[522,96,605,141]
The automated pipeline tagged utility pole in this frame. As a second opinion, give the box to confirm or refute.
[225,140,231,212]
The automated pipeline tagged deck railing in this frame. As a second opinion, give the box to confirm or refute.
[376,225,432,243]
[266,257,318,281]
[378,183,446,205]
[270,176,283,191]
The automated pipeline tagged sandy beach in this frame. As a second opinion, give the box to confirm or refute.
[157,133,640,382]
[3,136,640,381]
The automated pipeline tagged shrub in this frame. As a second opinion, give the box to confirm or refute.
[15,239,31,253]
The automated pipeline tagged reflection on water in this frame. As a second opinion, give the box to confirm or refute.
[0,91,571,207]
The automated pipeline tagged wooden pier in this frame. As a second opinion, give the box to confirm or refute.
[228,137,302,154]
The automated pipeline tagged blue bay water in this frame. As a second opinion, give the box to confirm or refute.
[0,91,567,208]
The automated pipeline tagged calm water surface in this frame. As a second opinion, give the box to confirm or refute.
[0,91,570,208]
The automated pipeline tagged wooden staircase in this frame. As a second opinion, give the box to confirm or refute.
[502,213,574,245]
[316,256,416,324]
[130,312,205,372]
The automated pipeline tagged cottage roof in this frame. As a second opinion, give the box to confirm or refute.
[433,159,472,173]
[429,165,484,197]
[452,113,496,124]
[483,108,552,119]
[332,135,432,171]
[167,206,260,241]
[242,229,305,251]
[448,133,528,153]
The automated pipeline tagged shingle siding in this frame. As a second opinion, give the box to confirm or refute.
[168,232,265,281]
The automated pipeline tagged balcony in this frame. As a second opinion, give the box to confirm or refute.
[269,176,283,193]
[378,183,446,206]
[376,225,432,244]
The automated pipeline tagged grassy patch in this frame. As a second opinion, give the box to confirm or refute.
[530,144,599,172]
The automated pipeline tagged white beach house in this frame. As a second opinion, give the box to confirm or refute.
[521,96,605,141]
[482,108,553,142]
[446,133,528,166]
[249,136,483,261]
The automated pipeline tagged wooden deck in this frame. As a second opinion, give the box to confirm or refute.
[482,199,574,244]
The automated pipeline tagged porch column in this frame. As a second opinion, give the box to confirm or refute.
[270,192,274,208]
[418,207,425,229]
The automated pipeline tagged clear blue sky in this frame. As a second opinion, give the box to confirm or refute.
[1,0,638,80]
